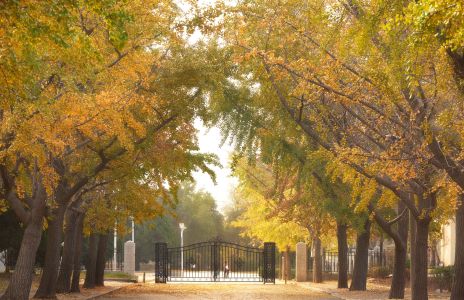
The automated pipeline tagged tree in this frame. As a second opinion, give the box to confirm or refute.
[232,186,309,248]
[231,156,335,282]
[201,34,403,292]
[175,183,225,245]
[0,0,178,297]
[1,0,219,298]
[217,1,458,298]
[222,199,251,246]
[135,182,227,265]
[396,2,464,298]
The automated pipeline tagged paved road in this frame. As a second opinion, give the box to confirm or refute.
[99,283,340,300]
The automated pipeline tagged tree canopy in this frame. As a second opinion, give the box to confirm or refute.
[1,1,464,299]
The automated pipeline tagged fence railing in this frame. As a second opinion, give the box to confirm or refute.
[0,249,18,270]
[105,252,124,271]
[307,249,387,274]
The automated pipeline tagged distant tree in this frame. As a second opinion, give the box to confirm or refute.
[222,197,251,245]
[133,182,228,264]
[176,183,225,245]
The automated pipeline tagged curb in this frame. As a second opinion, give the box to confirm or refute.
[104,278,138,283]
[86,283,137,300]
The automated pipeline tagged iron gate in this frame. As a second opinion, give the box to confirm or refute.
[154,241,275,283]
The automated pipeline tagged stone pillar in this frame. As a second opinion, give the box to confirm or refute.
[0,251,5,272]
[124,241,135,274]
[296,242,307,282]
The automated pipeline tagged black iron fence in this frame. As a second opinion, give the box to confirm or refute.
[307,248,387,274]
[104,242,124,271]
[277,247,389,278]
[154,241,276,283]
[105,256,124,271]
[0,248,18,271]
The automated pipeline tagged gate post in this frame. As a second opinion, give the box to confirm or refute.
[296,242,307,282]
[263,242,276,284]
[155,242,167,283]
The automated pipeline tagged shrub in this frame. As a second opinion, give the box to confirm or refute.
[430,266,454,292]
[368,266,392,278]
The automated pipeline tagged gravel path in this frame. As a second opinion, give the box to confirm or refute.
[98,282,340,300]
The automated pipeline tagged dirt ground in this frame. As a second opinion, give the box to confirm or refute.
[0,275,452,300]
[0,275,131,299]
[299,280,451,300]
[99,282,341,300]
[99,280,452,300]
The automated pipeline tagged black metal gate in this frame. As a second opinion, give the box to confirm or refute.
[154,241,275,283]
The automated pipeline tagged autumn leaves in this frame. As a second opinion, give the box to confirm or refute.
[1,1,464,300]
[216,1,464,300]
[0,1,214,299]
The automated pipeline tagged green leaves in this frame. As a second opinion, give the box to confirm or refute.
[105,10,133,50]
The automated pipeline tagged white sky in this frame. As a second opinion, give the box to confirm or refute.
[179,0,239,213]
[192,119,238,213]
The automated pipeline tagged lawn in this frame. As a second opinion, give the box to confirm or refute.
[104,271,138,281]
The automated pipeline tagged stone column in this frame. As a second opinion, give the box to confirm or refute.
[0,251,5,272]
[124,240,136,274]
[296,242,307,282]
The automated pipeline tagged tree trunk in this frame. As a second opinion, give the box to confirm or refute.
[0,199,46,300]
[430,240,438,267]
[447,49,464,94]
[83,233,98,289]
[313,236,323,283]
[350,218,371,291]
[389,207,408,299]
[280,254,284,280]
[409,210,416,295]
[285,246,290,280]
[34,203,67,299]
[389,238,407,299]
[379,235,384,267]
[451,195,464,300]
[337,222,348,288]
[95,233,109,286]
[369,200,408,299]
[56,208,78,293]
[411,219,429,300]
[70,213,84,293]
